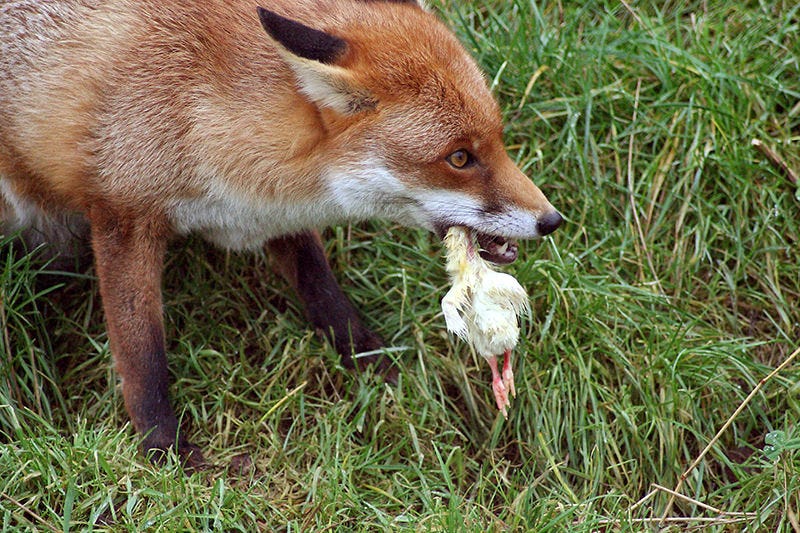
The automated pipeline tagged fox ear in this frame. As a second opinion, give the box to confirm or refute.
[257,7,376,114]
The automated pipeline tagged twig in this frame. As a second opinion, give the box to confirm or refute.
[752,138,798,185]
[597,516,754,525]
[660,344,800,523]
[0,493,59,533]
[629,487,658,512]
[651,483,757,517]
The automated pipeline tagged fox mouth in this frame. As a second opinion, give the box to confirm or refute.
[475,232,518,264]
[434,224,519,264]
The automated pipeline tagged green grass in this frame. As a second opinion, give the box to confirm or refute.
[2,0,799,530]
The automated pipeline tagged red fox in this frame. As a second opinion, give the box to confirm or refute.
[0,0,562,465]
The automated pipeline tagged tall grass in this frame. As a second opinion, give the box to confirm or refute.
[2,1,798,530]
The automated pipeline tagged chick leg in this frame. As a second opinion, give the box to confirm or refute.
[487,355,509,419]
[502,349,516,398]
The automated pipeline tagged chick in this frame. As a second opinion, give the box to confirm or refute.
[441,226,530,418]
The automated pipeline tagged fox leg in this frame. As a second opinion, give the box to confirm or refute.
[266,231,397,383]
[89,208,203,468]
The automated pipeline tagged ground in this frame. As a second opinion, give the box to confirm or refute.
[1,0,798,530]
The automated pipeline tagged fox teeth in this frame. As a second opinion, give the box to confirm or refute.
[497,241,509,255]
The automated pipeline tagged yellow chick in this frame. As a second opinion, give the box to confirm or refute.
[441,226,530,418]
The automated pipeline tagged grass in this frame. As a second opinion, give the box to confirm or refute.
[1,0,799,530]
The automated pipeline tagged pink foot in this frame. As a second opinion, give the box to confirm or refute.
[488,355,509,419]
[502,349,516,398]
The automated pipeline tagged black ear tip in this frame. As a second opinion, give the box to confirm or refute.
[257,7,284,36]
[256,6,272,28]
[256,6,347,64]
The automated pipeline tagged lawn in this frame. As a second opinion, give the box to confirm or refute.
[1,0,799,531]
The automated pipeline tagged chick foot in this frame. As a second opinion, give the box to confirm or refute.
[502,349,516,398]
[488,355,510,418]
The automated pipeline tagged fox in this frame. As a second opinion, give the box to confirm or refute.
[0,0,562,466]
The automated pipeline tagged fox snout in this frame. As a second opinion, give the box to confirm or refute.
[537,210,563,236]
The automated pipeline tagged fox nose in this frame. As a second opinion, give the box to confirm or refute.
[537,211,563,236]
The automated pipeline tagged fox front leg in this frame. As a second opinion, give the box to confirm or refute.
[90,208,203,468]
[266,231,397,383]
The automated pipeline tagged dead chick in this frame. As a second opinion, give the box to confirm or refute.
[441,226,530,418]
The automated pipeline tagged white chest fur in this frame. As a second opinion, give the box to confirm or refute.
[168,191,342,250]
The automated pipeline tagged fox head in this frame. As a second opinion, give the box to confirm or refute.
[258,1,562,263]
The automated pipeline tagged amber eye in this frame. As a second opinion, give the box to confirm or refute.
[446,149,472,169]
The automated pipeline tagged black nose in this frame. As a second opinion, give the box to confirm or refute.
[537,211,563,236]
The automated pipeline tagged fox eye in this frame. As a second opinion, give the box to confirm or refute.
[446,149,473,169]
